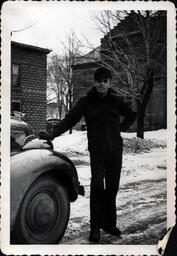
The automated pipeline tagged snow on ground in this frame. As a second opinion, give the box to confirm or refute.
[53,129,166,155]
[121,129,167,140]
[53,130,167,244]
[53,130,88,155]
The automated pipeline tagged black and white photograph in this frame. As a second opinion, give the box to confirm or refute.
[1,1,176,255]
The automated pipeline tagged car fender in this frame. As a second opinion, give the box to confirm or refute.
[11,148,79,231]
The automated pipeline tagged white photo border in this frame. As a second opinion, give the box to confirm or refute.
[1,1,176,255]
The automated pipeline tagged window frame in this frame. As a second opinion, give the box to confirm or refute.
[11,63,20,87]
[11,100,22,114]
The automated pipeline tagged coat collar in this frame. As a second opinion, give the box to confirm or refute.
[87,86,116,101]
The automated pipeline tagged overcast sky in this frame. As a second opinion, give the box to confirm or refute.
[3,1,109,56]
[3,1,171,57]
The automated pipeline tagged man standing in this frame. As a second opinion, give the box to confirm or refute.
[39,67,136,242]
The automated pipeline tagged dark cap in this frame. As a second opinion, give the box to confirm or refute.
[94,67,112,81]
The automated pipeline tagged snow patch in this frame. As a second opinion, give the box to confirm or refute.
[53,130,167,244]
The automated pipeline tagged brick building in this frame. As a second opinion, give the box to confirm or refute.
[73,12,167,132]
[11,41,51,134]
[73,47,100,103]
[72,47,100,130]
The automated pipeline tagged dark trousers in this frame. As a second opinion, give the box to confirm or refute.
[90,148,123,229]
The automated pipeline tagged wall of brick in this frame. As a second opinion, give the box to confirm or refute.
[73,64,98,105]
[11,43,50,134]
[72,64,99,130]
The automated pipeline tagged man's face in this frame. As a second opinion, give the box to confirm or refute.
[94,78,111,95]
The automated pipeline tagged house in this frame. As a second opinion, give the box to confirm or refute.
[47,102,61,120]
[11,41,51,134]
[73,12,167,132]
[73,46,100,105]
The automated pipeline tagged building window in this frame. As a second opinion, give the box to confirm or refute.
[12,64,20,87]
[11,101,21,113]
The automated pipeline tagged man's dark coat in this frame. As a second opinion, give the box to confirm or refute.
[52,87,136,153]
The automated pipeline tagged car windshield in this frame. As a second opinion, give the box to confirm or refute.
[11,136,23,151]
[11,118,31,152]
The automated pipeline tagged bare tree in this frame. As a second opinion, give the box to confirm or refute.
[61,31,84,114]
[92,10,166,138]
[47,31,84,133]
[47,54,68,120]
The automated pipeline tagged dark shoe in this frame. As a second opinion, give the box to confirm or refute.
[89,229,100,242]
[102,226,121,236]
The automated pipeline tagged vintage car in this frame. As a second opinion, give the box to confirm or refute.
[10,116,84,244]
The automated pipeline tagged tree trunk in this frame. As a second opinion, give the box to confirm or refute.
[68,87,72,134]
[59,102,62,120]
[58,103,61,120]
[136,99,145,139]
[136,70,154,139]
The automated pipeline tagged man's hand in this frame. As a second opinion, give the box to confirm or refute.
[38,131,54,141]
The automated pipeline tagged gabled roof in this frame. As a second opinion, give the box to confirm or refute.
[74,46,101,65]
[11,41,52,54]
